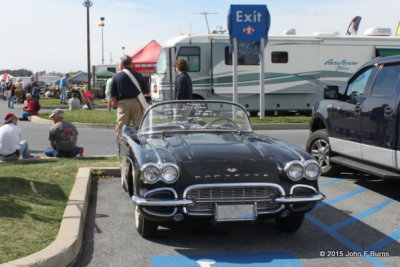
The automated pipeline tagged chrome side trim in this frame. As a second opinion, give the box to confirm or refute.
[275,194,325,203]
[290,184,319,195]
[132,195,193,206]
[143,187,178,198]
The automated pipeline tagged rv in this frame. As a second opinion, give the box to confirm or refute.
[150,28,400,115]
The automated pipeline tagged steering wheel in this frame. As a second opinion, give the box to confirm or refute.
[206,118,239,129]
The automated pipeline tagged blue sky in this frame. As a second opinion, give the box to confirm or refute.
[1,0,399,73]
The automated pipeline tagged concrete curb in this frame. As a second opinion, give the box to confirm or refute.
[30,115,308,130]
[1,167,120,267]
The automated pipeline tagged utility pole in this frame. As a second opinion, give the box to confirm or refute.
[193,12,218,34]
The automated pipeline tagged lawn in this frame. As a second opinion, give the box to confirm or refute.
[0,157,119,264]
[39,98,104,107]
[38,109,309,125]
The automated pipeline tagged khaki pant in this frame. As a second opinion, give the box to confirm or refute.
[115,98,143,141]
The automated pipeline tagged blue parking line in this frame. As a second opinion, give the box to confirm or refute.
[330,199,395,231]
[319,178,342,187]
[306,214,387,266]
[368,229,400,251]
[152,252,305,266]
[313,187,366,210]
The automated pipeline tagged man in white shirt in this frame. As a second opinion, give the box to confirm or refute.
[68,93,81,110]
[0,113,33,161]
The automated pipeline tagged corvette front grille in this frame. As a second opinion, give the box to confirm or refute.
[184,184,283,215]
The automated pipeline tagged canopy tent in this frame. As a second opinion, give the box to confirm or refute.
[96,70,114,79]
[131,40,162,77]
[69,72,89,84]
[0,73,14,82]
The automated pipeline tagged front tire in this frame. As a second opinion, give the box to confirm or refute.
[134,205,158,238]
[306,129,341,176]
[275,213,304,232]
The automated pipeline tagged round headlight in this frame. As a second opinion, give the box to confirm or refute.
[286,162,304,181]
[305,162,321,180]
[142,166,160,183]
[161,166,179,183]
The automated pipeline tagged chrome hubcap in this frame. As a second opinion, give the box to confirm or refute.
[310,139,330,169]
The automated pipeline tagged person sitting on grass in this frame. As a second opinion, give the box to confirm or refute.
[43,109,84,158]
[0,113,34,161]
[68,93,81,110]
[19,93,38,121]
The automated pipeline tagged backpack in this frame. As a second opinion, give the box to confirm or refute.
[34,101,41,112]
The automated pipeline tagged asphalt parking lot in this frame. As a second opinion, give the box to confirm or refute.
[74,172,400,267]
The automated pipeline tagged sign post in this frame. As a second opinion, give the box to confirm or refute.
[228,5,270,119]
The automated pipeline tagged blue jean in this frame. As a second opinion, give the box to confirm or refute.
[44,146,82,158]
[0,140,32,161]
[60,86,67,104]
[8,96,14,108]
[21,111,33,120]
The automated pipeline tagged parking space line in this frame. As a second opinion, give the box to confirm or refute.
[306,214,387,266]
[329,199,395,231]
[319,178,342,187]
[314,187,367,211]
[367,229,400,251]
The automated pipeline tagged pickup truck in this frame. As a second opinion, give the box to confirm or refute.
[306,55,400,178]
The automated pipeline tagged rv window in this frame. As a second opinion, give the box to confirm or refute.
[371,64,400,96]
[271,52,288,63]
[156,49,168,74]
[177,47,200,72]
[224,42,260,65]
[106,67,116,73]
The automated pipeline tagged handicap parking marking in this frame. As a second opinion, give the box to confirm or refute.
[151,252,304,267]
[313,187,366,211]
[319,178,343,187]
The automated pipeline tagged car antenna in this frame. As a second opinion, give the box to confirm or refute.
[193,12,218,34]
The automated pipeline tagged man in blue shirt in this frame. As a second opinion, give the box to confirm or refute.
[111,55,149,141]
[59,73,70,104]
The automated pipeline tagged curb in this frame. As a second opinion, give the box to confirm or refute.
[30,115,308,130]
[1,167,120,267]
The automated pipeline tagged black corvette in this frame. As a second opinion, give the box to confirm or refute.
[119,100,325,237]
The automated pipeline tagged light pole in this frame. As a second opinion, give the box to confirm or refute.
[99,17,105,65]
[83,0,92,91]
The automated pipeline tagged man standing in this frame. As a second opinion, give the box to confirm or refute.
[111,55,149,141]
[59,73,70,104]
[174,59,192,100]
[44,109,83,158]
[0,113,33,161]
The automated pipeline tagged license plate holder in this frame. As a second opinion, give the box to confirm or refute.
[215,204,256,222]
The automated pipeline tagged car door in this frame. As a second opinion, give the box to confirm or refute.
[329,66,376,160]
[360,63,400,168]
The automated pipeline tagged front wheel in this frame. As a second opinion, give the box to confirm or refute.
[134,205,158,238]
[275,213,304,232]
[306,129,342,176]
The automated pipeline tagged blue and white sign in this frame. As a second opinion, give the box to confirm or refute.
[228,5,271,42]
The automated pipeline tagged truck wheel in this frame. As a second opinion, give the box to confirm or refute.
[306,129,341,176]
[134,205,158,238]
[275,213,304,232]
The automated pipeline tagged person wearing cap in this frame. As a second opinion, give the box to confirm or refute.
[0,113,33,161]
[19,93,38,121]
[43,109,83,158]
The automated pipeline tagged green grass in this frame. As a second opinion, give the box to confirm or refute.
[0,157,119,264]
[38,109,309,125]
[39,110,117,124]
[39,98,103,107]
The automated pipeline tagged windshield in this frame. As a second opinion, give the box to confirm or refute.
[140,101,253,133]
[156,48,168,74]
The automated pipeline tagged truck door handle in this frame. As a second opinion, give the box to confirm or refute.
[384,107,393,118]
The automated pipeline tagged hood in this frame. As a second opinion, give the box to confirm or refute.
[145,132,308,185]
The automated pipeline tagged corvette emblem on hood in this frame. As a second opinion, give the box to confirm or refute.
[226,168,238,173]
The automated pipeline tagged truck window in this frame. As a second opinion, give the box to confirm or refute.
[371,64,400,96]
[271,52,288,63]
[177,47,200,72]
[346,67,374,98]
[224,42,260,65]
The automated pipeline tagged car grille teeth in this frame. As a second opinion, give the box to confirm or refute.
[185,186,281,214]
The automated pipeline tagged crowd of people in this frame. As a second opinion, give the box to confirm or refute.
[0,56,193,162]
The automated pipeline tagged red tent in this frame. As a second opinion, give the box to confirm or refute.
[131,40,162,77]
[0,73,14,82]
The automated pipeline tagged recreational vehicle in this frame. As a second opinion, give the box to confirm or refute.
[150,28,400,115]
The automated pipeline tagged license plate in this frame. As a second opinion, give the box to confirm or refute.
[215,204,256,222]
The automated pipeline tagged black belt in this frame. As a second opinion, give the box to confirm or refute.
[0,150,19,157]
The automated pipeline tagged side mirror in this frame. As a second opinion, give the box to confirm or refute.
[323,85,339,99]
